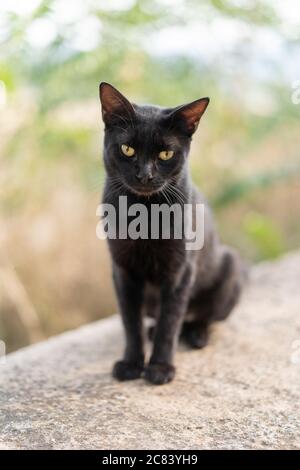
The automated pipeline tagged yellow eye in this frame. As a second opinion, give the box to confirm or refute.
[158,150,174,161]
[121,144,135,157]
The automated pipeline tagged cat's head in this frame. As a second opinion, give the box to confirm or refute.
[99,82,209,196]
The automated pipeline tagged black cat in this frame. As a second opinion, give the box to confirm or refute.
[99,82,245,385]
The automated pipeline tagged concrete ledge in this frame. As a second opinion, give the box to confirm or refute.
[1,252,300,449]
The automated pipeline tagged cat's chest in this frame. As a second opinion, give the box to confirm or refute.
[108,238,185,282]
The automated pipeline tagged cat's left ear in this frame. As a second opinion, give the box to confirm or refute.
[169,98,210,136]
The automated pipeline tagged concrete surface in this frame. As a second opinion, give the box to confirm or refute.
[0,251,300,450]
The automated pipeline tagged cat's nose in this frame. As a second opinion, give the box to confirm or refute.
[136,168,153,184]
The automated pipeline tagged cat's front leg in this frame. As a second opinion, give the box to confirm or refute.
[112,264,145,381]
[145,266,193,385]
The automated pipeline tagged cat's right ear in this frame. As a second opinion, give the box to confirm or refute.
[99,82,135,127]
[166,98,210,136]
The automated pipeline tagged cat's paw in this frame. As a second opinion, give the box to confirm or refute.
[184,328,209,349]
[112,360,144,381]
[181,322,210,349]
[144,363,175,385]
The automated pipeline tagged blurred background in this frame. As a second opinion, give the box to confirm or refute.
[0,0,300,353]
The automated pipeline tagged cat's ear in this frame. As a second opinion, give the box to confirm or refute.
[169,98,209,136]
[99,82,135,127]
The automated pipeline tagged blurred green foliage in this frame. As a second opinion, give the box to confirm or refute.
[243,212,285,260]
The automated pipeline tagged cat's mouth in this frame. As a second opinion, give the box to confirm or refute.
[124,181,165,197]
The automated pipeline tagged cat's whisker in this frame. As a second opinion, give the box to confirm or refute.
[165,184,186,205]
[106,177,127,198]
[169,181,188,202]
[161,187,173,206]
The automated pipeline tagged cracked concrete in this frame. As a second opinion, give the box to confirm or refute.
[0,251,300,449]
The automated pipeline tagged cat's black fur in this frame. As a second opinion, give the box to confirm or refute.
[99,82,245,385]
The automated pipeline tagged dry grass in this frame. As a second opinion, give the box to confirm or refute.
[0,186,116,352]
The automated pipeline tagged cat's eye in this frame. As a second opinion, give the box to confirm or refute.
[121,144,135,157]
[158,150,174,161]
